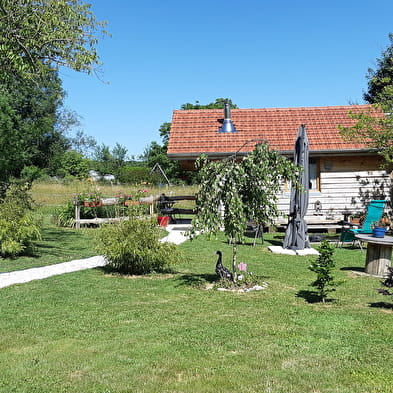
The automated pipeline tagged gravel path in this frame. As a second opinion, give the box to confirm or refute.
[0,256,107,289]
[0,224,191,289]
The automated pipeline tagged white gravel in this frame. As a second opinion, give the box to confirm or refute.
[0,256,107,289]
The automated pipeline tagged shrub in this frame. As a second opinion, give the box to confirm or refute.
[95,213,182,274]
[308,240,336,303]
[0,182,41,257]
[118,166,157,184]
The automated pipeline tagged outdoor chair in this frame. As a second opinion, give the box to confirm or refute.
[244,221,264,247]
[337,199,386,249]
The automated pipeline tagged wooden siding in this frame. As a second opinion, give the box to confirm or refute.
[277,155,391,220]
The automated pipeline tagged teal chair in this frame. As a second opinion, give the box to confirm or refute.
[338,200,386,249]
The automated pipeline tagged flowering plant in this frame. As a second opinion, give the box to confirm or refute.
[116,189,149,204]
[76,191,102,204]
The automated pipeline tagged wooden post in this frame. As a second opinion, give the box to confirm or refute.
[74,198,81,229]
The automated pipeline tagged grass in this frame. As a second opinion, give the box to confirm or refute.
[1,220,393,392]
[30,180,199,206]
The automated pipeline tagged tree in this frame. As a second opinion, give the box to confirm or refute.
[191,143,299,277]
[0,0,108,82]
[340,33,393,165]
[308,240,336,303]
[181,98,238,110]
[0,69,67,182]
[364,33,393,104]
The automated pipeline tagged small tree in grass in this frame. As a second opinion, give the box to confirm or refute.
[309,240,336,303]
[191,142,299,279]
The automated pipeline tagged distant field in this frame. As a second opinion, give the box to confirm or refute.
[30,180,199,207]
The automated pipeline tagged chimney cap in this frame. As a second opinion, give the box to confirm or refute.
[218,101,237,133]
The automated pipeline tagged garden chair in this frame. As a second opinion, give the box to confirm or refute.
[337,199,386,249]
[244,221,264,247]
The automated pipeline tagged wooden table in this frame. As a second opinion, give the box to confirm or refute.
[355,234,393,276]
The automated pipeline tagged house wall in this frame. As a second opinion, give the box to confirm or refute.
[277,155,391,220]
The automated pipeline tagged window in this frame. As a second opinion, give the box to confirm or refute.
[309,158,320,191]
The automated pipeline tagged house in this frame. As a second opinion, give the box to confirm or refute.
[167,104,390,220]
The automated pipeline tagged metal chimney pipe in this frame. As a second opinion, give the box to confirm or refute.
[219,101,237,133]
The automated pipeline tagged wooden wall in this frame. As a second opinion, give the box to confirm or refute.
[277,155,391,220]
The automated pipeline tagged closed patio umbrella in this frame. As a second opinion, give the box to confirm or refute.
[283,124,310,250]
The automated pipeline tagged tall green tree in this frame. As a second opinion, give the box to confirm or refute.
[0,0,108,82]
[0,69,67,182]
[340,33,393,165]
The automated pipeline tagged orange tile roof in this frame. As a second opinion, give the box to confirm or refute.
[167,105,382,157]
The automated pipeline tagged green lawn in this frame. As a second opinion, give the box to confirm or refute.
[0,228,392,393]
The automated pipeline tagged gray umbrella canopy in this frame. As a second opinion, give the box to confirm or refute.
[283,124,310,250]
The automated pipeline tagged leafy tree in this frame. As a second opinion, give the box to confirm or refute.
[181,98,238,110]
[0,68,70,183]
[0,0,108,82]
[191,143,299,276]
[340,33,393,165]
[364,33,393,104]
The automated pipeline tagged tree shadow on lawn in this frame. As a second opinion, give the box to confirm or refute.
[369,301,393,310]
[296,290,335,304]
[340,266,365,273]
[175,273,218,288]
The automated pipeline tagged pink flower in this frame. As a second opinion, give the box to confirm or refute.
[238,263,247,272]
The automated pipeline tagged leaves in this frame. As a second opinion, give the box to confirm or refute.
[0,0,109,82]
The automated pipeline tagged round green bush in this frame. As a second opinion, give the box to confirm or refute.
[95,214,182,274]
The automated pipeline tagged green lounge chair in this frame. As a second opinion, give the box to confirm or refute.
[338,200,386,249]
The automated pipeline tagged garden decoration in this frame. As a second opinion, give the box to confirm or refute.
[215,251,233,280]
[283,124,310,251]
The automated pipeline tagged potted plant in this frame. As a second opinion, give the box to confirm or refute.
[372,220,388,238]
[76,191,103,207]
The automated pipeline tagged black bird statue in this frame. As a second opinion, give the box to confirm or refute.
[215,251,233,281]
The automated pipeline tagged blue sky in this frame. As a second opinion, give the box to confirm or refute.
[61,0,393,158]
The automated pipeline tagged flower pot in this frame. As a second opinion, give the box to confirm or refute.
[372,227,387,238]
[83,201,102,207]
[124,200,139,206]
[157,216,170,227]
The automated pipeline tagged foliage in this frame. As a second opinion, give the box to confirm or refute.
[95,213,182,275]
[340,33,393,165]
[0,67,71,186]
[308,240,336,303]
[0,0,108,82]
[364,33,393,104]
[0,182,41,257]
[49,150,90,179]
[75,190,102,204]
[192,143,298,274]
[118,166,157,184]
[180,98,238,110]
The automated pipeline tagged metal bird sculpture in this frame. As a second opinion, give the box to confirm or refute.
[215,251,233,281]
